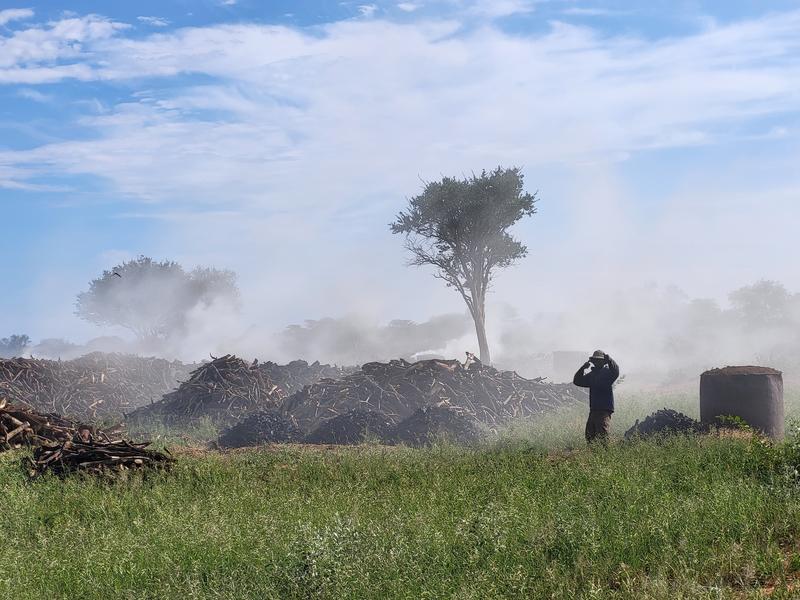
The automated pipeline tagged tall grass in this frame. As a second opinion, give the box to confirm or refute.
[3,387,798,598]
[1,431,799,599]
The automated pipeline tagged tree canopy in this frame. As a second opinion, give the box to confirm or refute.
[75,256,240,341]
[391,166,537,363]
[729,280,795,330]
[0,334,30,358]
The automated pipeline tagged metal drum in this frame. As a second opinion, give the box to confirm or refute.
[700,366,784,440]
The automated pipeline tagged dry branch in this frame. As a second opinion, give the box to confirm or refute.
[282,353,588,434]
[0,352,195,422]
[127,355,353,428]
[28,439,173,477]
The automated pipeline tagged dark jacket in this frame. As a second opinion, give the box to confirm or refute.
[573,358,620,413]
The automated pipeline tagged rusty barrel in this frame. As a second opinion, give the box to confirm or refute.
[700,366,784,440]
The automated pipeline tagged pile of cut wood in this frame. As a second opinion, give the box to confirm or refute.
[28,440,173,477]
[128,355,352,428]
[281,354,587,435]
[0,352,194,422]
[258,359,354,395]
[0,399,76,450]
[0,399,170,477]
[128,354,281,427]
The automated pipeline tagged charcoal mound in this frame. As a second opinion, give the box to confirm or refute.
[303,409,394,445]
[624,408,709,439]
[218,411,301,448]
[392,406,483,447]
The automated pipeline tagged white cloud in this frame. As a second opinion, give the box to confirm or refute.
[466,0,535,18]
[0,11,797,200]
[1,9,800,342]
[358,4,378,17]
[562,7,630,17]
[0,8,33,26]
[17,87,50,102]
[397,2,420,12]
[0,14,127,82]
[0,164,64,190]
[137,16,170,27]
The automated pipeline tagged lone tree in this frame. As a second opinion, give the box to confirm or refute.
[75,256,240,341]
[391,167,537,363]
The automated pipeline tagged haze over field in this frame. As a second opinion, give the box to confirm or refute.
[2,1,799,379]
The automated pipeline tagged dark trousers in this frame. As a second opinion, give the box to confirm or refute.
[585,410,612,444]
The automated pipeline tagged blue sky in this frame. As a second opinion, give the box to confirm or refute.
[1,0,799,350]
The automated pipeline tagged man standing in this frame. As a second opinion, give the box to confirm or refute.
[573,350,620,444]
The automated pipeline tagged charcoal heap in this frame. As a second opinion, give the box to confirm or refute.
[303,409,395,445]
[29,439,174,478]
[129,355,350,428]
[392,406,482,447]
[282,354,588,435]
[218,406,480,448]
[624,408,709,439]
[218,411,301,448]
[0,352,194,422]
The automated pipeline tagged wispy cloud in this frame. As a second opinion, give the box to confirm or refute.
[0,9,799,320]
[1,6,799,360]
[466,0,535,18]
[0,7,33,26]
[17,87,51,102]
[0,10,798,204]
[358,4,378,18]
[397,2,420,12]
[562,7,631,17]
[137,16,170,27]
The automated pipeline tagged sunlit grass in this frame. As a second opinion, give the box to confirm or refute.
[5,387,797,598]
[1,429,799,599]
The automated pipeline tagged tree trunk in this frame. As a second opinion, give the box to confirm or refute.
[472,303,491,365]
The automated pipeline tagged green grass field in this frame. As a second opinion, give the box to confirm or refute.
[2,389,800,599]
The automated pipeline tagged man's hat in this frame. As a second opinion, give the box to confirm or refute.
[591,350,606,360]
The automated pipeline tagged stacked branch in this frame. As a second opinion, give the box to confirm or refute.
[257,359,354,395]
[281,354,588,434]
[128,355,351,428]
[0,352,194,422]
[0,399,76,450]
[28,439,173,477]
